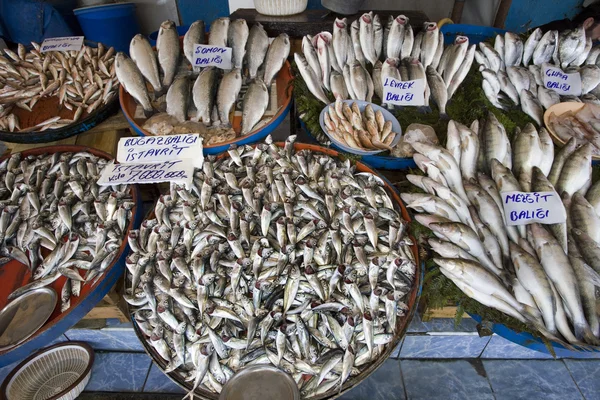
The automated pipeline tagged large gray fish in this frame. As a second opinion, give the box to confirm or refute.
[373,14,383,61]
[333,18,351,69]
[241,78,269,135]
[478,42,502,72]
[386,15,407,59]
[586,179,600,216]
[532,167,567,252]
[443,36,469,85]
[401,23,414,59]
[372,61,383,101]
[426,66,447,116]
[580,64,600,94]
[166,76,190,123]
[183,20,206,66]
[229,19,249,71]
[263,33,290,87]
[330,71,348,100]
[556,143,593,196]
[559,27,585,68]
[522,28,542,66]
[156,20,180,88]
[504,32,523,67]
[315,33,331,90]
[571,193,600,244]
[295,53,329,104]
[548,137,578,187]
[573,36,593,67]
[381,58,401,107]
[302,36,322,85]
[420,22,439,68]
[351,20,366,67]
[217,68,242,126]
[349,61,369,101]
[359,13,377,65]
[532,30,556,65]
[115,52,153,116]
[447,45,475,99]
[537,85,560,109]
[208,17,230,47]
[513,123,542,191]
[519,89,543,126]
[129,34,161,93]
[192,67,219,124]
[246,23,269,80]
[483,112,512,171]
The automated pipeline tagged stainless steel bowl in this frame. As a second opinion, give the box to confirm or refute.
[219,365,300,400]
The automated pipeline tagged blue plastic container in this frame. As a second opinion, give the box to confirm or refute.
[440,24,507,45]
[74,3,141,53]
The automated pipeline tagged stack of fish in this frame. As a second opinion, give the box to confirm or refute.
[475,28,600,125]
[0,43,118,132]
[0,151,134,313]
[125,135,417,397]
[405,114,600,347]
[323,98,399,151]
[296,13,475,115]
[117,18,290,141]
[548,103,600,155]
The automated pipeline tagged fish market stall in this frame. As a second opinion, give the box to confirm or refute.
[124,137,421,398]
[118,18,293,155]
[0,42,121,144]
[0,145,143,366]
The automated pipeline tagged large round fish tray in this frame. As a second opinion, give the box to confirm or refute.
[0,145,144,366]
[127,141,423,399]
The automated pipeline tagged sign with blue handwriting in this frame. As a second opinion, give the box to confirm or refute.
[543,66,582,96]
[116,134,203,168]
[382,77,425,106]
[97,159,194,188]
[501,191,566,226]
[41,36,84,53]
[193,44,232,69]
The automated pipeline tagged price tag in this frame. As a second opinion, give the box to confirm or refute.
[117,134,204,168]
[543,66,582,96]
[501,191,566,226]
[41,36,84,53]
[97,159,194,188]
[193,44,232,69]
[382,77,425,106]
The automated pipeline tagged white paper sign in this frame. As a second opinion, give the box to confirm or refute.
[193,44,232,69]
[97,160,194,187]
[382,77,425,106]
[41,36,84,53]
[117,134,204,168]
[543,66,582,96]
[501,191,566,226]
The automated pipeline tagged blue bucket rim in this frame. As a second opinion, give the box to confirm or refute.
[74,2,135,15]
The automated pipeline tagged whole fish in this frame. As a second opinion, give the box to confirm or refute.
[548,137,578,187]
[263,33,290,87]
[183,20,206,66]
[556,143,592,196]
[302,36,322,85]
[443,36,469,85]
[537,85,560,109]
[333,18,351,68]
[373,14,383,60]
[504,32,523,67]
[217,68,242,126]
[386,15,406,59]
[571,193,600,244]
[115,52,153,116]
[241,78,269,135]
[156,20,180,88]
[246,23,270,80]
[519,89,543,126]
[483,112,512,172]
[295,53,329,104]
[532,167,567,252]
[359,13,377,65]
[129,34,162,93]
[372,61,383,101]
[351,20,367,67]
[229,19,249,71]
[192,67,219,124]
[315,34,331,91]
[166,77,190,123]
[209,17,230,47]
[447,45,475,99]
[532,30,556,65]
[401,23,414,59]
[522,28,542,66]
[559,27,585,68]
[420,22,439,67]
[330,71,348,100]
[512,123,542,191]
[350,61,369,101]
[426,66,448,116]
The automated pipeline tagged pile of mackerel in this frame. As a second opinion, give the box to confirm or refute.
[124,136,419,398]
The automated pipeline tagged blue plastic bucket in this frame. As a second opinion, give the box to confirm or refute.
[74,3,141,53]
[440,24,507,45]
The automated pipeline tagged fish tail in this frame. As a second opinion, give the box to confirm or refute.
[575,323,600,346]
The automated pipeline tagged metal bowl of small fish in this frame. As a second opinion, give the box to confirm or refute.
[0,42,120,144]
[118,18,293,155]
[124,135,421,399]
[0,145,142,365]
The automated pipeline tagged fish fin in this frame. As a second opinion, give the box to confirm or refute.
[439,112,450,121]
[574,323,600,346]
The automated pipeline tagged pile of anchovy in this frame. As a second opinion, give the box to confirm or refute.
[0,43,118,132]
[125,135,416,397]
[0,151,134,313]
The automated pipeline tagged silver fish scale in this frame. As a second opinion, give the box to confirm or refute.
[0,151,133,309]
[126,134,416,397]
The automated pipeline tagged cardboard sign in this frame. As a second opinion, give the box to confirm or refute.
[501,191,566,226]
[543,66,582,96]
[117,134,203,168]
[41,36,84,53]
[97,160,194,188]
[382,77,425,106]
[193,44,232,69]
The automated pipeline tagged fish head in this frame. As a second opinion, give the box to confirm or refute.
[396,15,408,25]
[361,13,372,24]
[455,35,469,45]
[160,20,176,30]
[335,18,348,29]
[424,22,437,31]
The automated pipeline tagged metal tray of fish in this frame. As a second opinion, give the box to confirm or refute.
[0,145,143,366]
[300,121,417,170]
[124,138,422,399]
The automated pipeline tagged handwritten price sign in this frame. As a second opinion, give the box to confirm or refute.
[41,36,84,53]
[501,191,566,226]
[117,134,203,168]
[97,160,194,188]
[193,44,232,69]
[382,77,425,106]
[543,66,582,96]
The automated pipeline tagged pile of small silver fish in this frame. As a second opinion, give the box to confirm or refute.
[117,18,290,139]
[0,151,134,313]
[0,43,118,132]
[475,28,600,124]
[125,135,417,397]
[296,14,475,115]
[548,103,600,155]
[323,98,398,151]
[406,114,600,348]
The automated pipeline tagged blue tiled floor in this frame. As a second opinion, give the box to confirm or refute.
[86,352,152,392]
[143,364,186,394]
